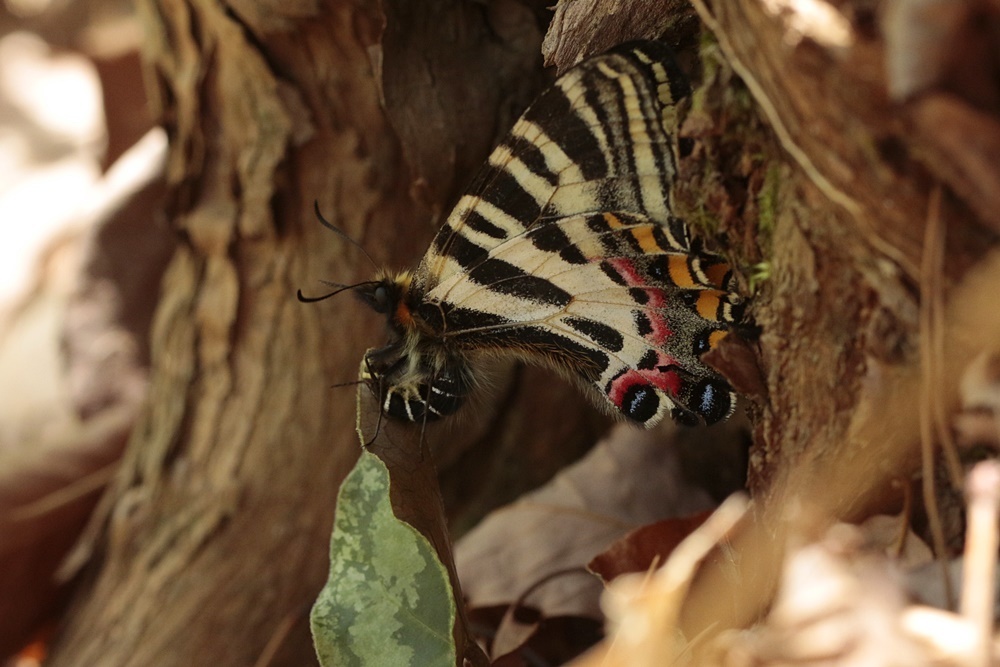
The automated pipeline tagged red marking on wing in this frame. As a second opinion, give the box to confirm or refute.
[607,370,647,408]
[606,258,645,289]
[603,258,674,345]
[643,310,672,345]
[607,360,682,409]
[641,353,682,394]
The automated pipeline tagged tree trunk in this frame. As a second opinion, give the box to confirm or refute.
[43,0,572,665]
[47,2,392,663]
[42,0,1000,663]
[45,0,607,664]
[673,0,1000,642]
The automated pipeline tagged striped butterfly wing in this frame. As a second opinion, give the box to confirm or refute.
[409,41,743,426]
[420,211,742,425]
[413,40,692,295]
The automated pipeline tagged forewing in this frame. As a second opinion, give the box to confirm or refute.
[414,41,691,294]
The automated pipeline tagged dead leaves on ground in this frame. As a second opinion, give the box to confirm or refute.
[448,353,1000,665]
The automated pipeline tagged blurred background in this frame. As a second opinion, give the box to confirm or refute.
[0,2,173,663]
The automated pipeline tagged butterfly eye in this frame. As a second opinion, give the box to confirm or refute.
[374,286,389,310]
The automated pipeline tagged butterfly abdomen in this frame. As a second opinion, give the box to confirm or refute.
[377,362,471,423]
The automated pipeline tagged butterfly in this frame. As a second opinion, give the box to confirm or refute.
[310,41,745,428]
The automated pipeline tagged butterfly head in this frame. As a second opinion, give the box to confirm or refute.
[354,270,417,335]
[354,271,471,423]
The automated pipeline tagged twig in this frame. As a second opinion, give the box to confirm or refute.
[252,607,303,667]
[7,460,119,522]
[918,185,955,606]
[961,460,1000,667]
[687,0,859,217]
[923,186,964,488]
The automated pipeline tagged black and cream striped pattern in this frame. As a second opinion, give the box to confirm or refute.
[350,41,745,428]
[416,43,692,295]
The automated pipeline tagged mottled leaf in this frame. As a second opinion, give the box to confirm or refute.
[311,451,456,667]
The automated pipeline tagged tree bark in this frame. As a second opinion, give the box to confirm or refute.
[48,1,394,663]
[673,0,1000,643]
[42,0,1000,663]
[46,0,606,664]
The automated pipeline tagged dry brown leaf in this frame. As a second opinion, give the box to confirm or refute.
[491,604,541,662]
[713,524,930,667]
[455,422,725,620]
[569,495,748,667]
[954,352,1000,450]
[541,0,697,72]
[574,487,1000,667]
[857,513,934,569]
[588,511,712,584]
[902,606,1000,665]
[960,352,1000,414]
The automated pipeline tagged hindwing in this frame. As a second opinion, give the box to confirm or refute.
[423,211,741,425]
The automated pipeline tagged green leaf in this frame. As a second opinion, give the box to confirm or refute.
[310,450,457,667]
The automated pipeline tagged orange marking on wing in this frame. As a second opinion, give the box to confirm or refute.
[603,212,625,228]
[631,226,664,255]
[707,329,728,349]
[702,261,732,289]
[668,255,697,287]
[695,291,722,321]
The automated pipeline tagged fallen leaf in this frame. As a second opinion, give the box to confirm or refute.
[455,419,745,620]
[588,512,711,584]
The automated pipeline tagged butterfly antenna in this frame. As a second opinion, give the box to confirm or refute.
[417,369,450,460]
[313,201,379,271]
[296,279,378,303]
[331,379,365,389]
[370,407,385,448]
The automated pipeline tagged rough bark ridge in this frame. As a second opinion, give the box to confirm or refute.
[48,1,407,664]
[46,0,603,664]
[673,0,1000,643]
